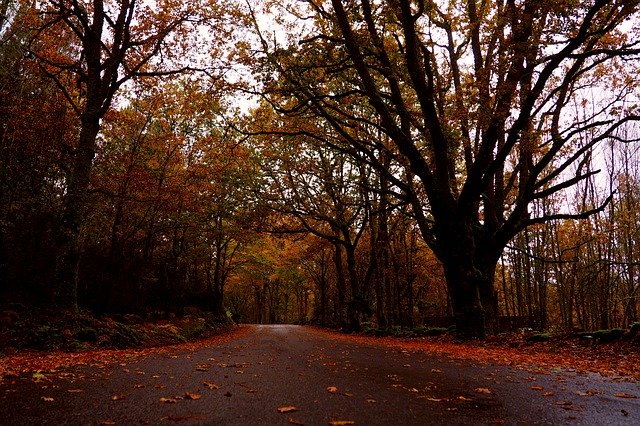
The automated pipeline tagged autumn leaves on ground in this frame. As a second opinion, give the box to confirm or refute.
[2,310,639,386]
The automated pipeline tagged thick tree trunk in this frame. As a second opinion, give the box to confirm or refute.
[437,223,499,339]
[53,116,100,310]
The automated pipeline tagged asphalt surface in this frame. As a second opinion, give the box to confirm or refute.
[1,324,639,425]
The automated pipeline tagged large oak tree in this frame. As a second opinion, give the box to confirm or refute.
[250,0,640,337]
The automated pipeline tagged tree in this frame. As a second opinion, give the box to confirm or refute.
[250,0,640,338]
[21,0,225,309]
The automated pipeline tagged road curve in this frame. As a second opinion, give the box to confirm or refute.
[1,324,639,425]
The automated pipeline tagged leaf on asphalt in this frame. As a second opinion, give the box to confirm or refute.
[288,418,304,425]
[329,420,356,425]
[41,397,54,402]
[133,384,144,389]
[431,369,443,373]
[326,386,338,394]
[457,396,473,402]
[576,389,598,396]
[419,396,447,402]
[195,364,210,372]
[185,392,202,400]
[366,399,376,403]
[203,381,219,390]
[475,387,491,394]
[556,401,575,410]
[613,393,637,399]
[160,397,177,404]
[277,406,298,413]
[67,389,83,393]
[111,394,126,401]
[99,421,116,426]
[530,386,544,391]
[542,391,555,397]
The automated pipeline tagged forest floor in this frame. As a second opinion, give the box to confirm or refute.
[1,308,639,383]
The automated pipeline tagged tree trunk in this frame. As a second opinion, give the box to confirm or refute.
[437,223,499,339]
[53,115,100,310]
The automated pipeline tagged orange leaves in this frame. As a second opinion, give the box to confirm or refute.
[277,406,298,413]
[613,393,638,399]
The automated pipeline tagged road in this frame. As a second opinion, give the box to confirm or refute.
[1,325,639,425]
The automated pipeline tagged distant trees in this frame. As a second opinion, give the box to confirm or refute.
[20,0,227,310]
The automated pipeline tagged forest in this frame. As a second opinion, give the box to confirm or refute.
[1,1,640,339]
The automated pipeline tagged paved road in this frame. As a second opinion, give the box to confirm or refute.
[1,325,639,425]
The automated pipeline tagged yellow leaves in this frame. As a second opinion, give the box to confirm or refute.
[184,392,202,400]
[203,381,220,389]
[277,406,298,413]
[474,387,491,394]
[111,394,126,401]
[329,421,356,426]
[160,397,178,403]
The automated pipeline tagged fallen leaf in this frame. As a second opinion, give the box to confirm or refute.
[160,397,177,404]
[100,421,116,426]
[41,397,54,402]
[420,397,446,402]
[203,381,219,390]
[366,399,376,403]
[329,421,355,426]
[32,372,49,383]
[288,418,304,425]
[67,389,83,393]
[613,393,637,399]
[475,387,492,394]
[277,406,298,413]
[576,389,598,396]
[431,369,443,373]
[542,391,555,397]
[185,392,202,400]
[556,401,575,410]
[457,396,473,402]
[530,386,544,391]
[111,394,126,401]
[326,386,338,394]
[133,384,145,389]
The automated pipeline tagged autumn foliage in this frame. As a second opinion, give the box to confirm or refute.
[1,0,640,343]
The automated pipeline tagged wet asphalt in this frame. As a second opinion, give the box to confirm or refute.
[1,324,639,425]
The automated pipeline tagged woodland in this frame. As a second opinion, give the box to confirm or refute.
[1,1,640,340]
